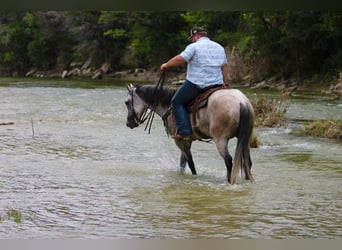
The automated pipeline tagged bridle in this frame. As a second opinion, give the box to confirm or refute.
[128,70,167,133]
[128,86,149,125]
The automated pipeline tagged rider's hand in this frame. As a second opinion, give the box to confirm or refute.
[160,63,167,70]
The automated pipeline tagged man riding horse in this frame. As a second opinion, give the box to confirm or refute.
[126,27,254,184]
[160,27,229,141]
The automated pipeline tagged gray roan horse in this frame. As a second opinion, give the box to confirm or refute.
[125,83,255,184]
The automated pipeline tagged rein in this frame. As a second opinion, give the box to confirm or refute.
[143,70,167,134]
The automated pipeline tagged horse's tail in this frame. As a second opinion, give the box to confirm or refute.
[231,103,254,184]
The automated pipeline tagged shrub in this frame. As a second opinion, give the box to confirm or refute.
[252,94,288,127]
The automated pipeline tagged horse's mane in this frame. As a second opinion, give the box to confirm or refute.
[135,84,177,107]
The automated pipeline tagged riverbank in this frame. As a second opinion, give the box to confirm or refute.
[17,65,342,99]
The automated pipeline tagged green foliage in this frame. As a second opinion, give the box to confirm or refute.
[0,11,340,80]
[181,11,210,28]
[0,209,22,224]
[7,209,22,224]
[104,28,127,38]
[22,12,35,27]
[241,11,342,78]
[2,51,14,63]
[0,12,73,72]
[125,11,188,67]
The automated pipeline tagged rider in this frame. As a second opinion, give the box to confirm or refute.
[160,26,228,140]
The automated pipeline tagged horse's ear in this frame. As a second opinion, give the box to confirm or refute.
[127,83,135,91]
[127,83,134,91]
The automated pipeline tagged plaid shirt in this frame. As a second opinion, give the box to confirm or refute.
[180,37,228,89]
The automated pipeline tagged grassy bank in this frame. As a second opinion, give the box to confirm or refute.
[296,120,342,140]
[251,93,341,142]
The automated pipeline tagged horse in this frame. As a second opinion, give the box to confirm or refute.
[124,83,255,184]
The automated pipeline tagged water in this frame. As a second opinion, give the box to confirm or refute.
[0,81,341,238]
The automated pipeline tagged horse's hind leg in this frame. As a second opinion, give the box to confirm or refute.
[215,139,232,183]
[245,154,252,180]
[223,152,233,183]
[244,150,254,181]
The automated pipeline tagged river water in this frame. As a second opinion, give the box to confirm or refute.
[0,79,341,238]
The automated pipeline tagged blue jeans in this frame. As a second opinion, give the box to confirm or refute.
[171,80,202,136]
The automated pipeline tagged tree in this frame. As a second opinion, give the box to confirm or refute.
[181,11,242,46]
[241,11,342,79]
[0,12,32,73]
[0,11,74,73]
[128,11,188,67]
[0,11,340,80]
[98,11,132,69]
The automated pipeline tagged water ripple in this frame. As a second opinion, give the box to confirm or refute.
[0,86,341,238]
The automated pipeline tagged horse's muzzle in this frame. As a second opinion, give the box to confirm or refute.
[126,110,140,129]
[126,122,138,129]
[126,118,139,129]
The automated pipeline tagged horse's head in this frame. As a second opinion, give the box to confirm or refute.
[124,84,148,129]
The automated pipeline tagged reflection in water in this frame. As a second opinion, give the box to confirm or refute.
[0,84,341,238]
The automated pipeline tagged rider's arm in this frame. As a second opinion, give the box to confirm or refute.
[160,55,186,70]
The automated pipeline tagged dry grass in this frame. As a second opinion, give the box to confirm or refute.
[250,130,262,148]
[252,94,288,127]
[299,120,342,140]
[227,53,271,85]
[248,94,288,148]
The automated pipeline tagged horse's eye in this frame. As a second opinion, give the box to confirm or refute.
[124,99,130,106]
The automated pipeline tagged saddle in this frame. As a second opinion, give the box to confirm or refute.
[187,84,225,111]
[187,84,226,125]
[162,84,226,126]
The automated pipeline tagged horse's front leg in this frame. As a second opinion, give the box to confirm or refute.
[175,140,197,175]
[179,153,186,173]
[182,151,197,175]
